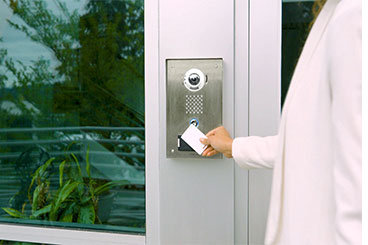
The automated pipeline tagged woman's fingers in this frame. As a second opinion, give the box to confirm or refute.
[202,146,214,156]
[202,146,219,157]
[206,149,218,157]
[200,138,209,144]
[201,126,232,157]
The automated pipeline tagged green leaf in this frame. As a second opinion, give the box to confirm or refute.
[59,160,66,187]
[88,179,96,198]
[64,141,77,153]
[77,205,95,224]
[30,204,51,219]
[94,180,129,195]
[71,153,82,176]
[61,213,73,222]
[80,196,92,205]
[32,184,42,213]
[29,157,54,196]
[86,145,91,179]
[50,181,79,220]
[94,182,113,195]
[2,207,25,218]
[57,181,78,205]
[38,157,55,178]
[60,202,76,222]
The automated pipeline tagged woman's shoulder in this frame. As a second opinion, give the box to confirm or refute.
[329,0,361,27]
[326,0,361,46]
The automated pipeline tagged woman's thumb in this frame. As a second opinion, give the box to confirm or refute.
[200,138,209,145]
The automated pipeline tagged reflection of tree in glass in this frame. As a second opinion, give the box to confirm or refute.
[79,0,144,128]
[0,0,145,167]
[1,0,144,124]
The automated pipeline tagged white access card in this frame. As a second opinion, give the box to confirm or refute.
[181,124,208,155]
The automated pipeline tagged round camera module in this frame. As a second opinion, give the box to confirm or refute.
[184,68,206,92]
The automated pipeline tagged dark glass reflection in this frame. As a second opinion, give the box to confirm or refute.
[0,0,144,233]
[281,1,317,107]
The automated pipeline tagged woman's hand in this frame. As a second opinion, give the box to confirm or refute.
[200,126,233,158]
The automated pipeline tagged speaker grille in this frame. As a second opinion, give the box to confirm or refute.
[185,94,203,114]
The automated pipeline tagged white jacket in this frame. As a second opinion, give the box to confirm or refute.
[232,0,362,244]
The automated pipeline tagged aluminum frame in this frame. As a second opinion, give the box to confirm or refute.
[234,0,250,243]
[0,224,144,245]
[248,0,282,244]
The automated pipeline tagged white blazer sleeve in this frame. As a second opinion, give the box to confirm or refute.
[327,1,362,244]
[232,135,278,169]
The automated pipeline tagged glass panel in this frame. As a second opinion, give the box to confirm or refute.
[0,0,145,234]
[281,0,322,106]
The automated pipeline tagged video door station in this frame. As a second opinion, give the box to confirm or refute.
[166,59,223,158]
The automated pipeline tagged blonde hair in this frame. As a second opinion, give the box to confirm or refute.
[310,0,327,29]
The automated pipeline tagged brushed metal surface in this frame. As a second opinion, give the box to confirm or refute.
[166,59,223,158]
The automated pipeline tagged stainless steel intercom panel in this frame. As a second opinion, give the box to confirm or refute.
[166,59,223,158]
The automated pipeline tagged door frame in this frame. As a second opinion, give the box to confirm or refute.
[248,0,282,243]
[145,0,160,243]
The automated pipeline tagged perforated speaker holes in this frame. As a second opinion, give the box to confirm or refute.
[185,94,203,114]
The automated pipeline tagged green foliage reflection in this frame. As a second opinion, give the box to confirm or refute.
[2,150,129,224]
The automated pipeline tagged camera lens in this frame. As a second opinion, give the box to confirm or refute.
[183,68,205,92]
[188,73,200,86]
